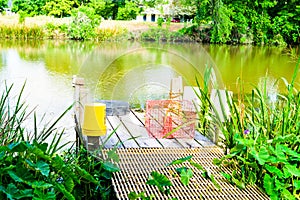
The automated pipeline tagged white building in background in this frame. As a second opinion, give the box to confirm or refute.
[136,3,172,22]
[137,8,161,22]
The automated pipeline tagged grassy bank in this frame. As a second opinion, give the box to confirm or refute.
[0,15,186,42]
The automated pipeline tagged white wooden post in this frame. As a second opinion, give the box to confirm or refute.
[183,86,201,111]
[73,76,100,151]
[169,76,183,100]
[210,89,233,144]
[72,76,84,126]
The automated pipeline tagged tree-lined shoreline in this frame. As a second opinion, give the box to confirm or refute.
[0,0,299,45]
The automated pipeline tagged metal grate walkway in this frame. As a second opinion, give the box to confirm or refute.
[104,147,269,200]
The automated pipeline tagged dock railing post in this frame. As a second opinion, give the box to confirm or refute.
[210,89,233,144]
[73,76,100,151]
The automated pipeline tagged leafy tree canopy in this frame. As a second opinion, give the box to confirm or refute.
[0,0,8,12]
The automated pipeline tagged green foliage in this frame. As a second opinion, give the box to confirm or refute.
[210,0,233,43]
[45,22,68,39]
[0,0,8,12]
[208,58,300,198]
[88,0,114,19]
[157,17,164,28]
[95,26,128,42]
[166,155,192,166]
[68,6,101,40]
[43,0,74,18]
[116,0,140,20]
[146,171,172,194]
[140,27,185,42]
[0,82,119,199]
[18,11,27,24]
[12,0,46,16]
[176,167,193,186]
[128,191,154,200]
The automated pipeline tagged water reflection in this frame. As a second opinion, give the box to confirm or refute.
[0,40,299,112]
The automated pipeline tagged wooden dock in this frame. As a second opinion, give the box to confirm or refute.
[72,77,269,200]
[102,109,215,149]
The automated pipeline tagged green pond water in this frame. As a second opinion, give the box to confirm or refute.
[0,40,299,114]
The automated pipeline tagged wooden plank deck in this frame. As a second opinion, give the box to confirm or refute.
[102,109,215,149]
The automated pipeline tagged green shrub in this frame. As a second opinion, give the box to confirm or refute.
[68,6,101,40]
[197,58,300,199]
[0,82,119,199]
[157,17,164,28]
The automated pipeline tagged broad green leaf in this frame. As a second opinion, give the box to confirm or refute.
[74,165,98,184]
[166,155,192,166]
[295,180,300,190]
[30,181,53,189]
[270,192,280,200]
[102,161,120,173]
[28,146,51,161]
[274,144,288,163]
[0,145,9,152]
[274,179,284,191]
[212,158,222,166]
[101,171,112,179]
[53,182,75,200]
[283,167,292,178]
[209,174,221,191]
[279,145,300,159]
[146,171,172,194]
[8,171,23,183]
[267,156,278,163]
[180,168,193,186]
[36,161,50,177]
[128,192,140,200]
[6,183,19,200]
[8,142,27,152]
[147,171,172,187]
[175,167,188,174]
[248,171,257,185]
[232,176,245,189]
[285,164,300,177]
[25,159,35,168]
[190,161,205,171]
[12,189,33,199]
[263,174,273,195]
[64,177,75,193]
[250,147,269,165]
[221,172,231,182]
[281,188,296,200]
[53,155,79,184]
[265,164,284,178]
[107,149,119,163]
[33,188,56,200]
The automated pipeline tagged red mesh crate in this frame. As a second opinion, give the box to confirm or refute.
[145,100,196,139]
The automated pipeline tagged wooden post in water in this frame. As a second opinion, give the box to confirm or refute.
[72,76,100,151]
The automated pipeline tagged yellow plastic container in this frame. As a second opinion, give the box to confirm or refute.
[82,103,106,136]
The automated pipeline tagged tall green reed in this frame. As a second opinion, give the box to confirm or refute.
[0,25,45,40]
[199,58,300,199]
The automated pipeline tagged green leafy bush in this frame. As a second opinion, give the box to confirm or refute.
[198,59,300,199]
[68,6,101,40]
[0,82,119,199]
